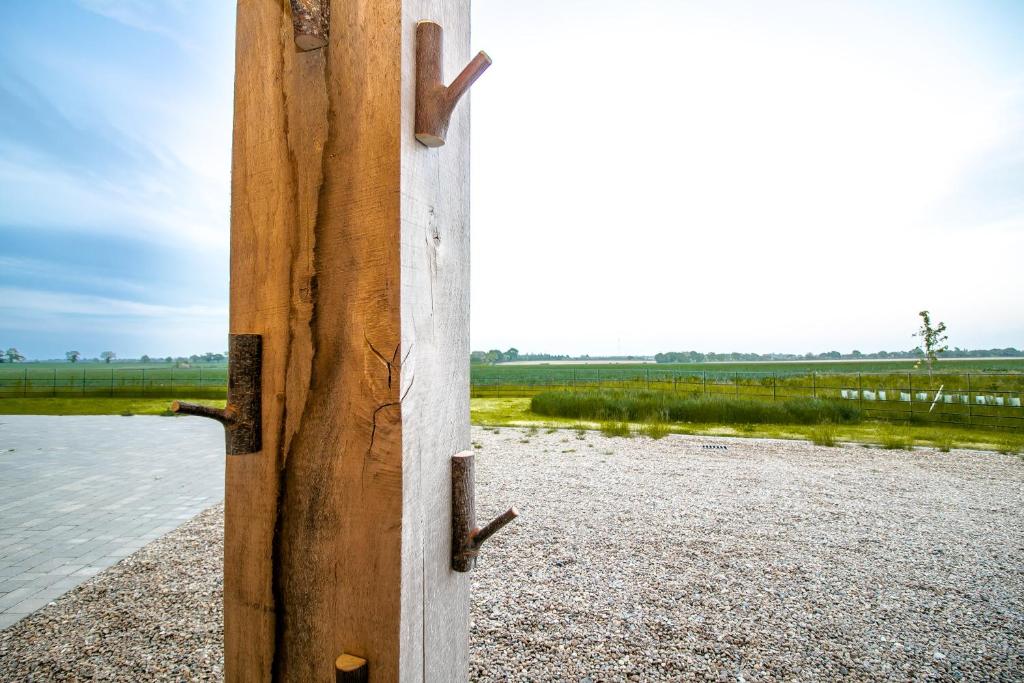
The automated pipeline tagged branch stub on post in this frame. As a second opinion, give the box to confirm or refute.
[415,21,491,147]
[335,654,368,683]
[170,334,262,455]
[451,451,518,571]
[289,0,329,51]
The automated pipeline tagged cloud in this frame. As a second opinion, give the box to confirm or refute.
[74,0,199,52]
[0,256,147,296]
[0,287,226,320]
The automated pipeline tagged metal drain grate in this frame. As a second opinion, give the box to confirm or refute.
[701,444,728,450]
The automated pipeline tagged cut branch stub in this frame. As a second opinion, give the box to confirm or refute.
[451,452,518,572]
[171,334,262,455]
[335,654,368,683]
[289,0,329,51]
[415,21,491,147]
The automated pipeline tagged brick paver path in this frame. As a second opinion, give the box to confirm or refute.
[0,415,224,630]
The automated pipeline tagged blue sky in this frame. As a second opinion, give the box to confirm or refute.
[2,1,1022,359]
[1,1,234,359]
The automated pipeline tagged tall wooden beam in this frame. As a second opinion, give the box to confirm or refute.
[225,0,475,679]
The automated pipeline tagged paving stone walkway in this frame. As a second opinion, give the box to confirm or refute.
[0,415,224,630]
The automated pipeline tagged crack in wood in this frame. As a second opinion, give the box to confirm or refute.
[367,374,415,458]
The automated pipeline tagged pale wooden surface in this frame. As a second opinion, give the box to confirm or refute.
[400,1,472,678]
[227,0,473,680]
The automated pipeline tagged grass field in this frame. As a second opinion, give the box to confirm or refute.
[2,358,1023,431]
[1,396,1020,454]
[472,357,1024,380]
[470,398,1024,454]
[0,362,227,399]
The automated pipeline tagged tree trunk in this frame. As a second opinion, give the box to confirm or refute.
[226,0,472,680]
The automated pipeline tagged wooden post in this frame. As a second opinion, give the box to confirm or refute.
[225,1,479,680]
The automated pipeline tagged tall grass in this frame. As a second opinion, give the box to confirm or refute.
[600,421,632,437]
[530,390,862,426]
[879,427,914,450]
[809,423,838,447]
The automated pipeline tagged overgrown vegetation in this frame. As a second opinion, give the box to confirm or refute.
[809,423,838,447]
[640,421,670,440]
[531,390,862,426]
[600,421,632,438]
[470,398,1024,453]
[879,427,915,450]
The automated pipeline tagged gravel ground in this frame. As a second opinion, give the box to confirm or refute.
[2,427,1023,681]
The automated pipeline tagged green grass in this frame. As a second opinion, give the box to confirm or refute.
[531,390,863,425]
[5,358,1022,433]
[809,423,838,447]
[470,360,1024,431]
[469,397,1024,453]
[639,421,670,440]
[471,358,1024,381]
[4,395,1022,456]
[600,421,632,437]
[0,397,225,416]
[879,427,915,450]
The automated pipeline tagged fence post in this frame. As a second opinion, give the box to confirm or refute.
[141,367,146,396]
[110,368,114,397]
[23,368,28,397]
[907,372,912,424]
[967,373,972,426]
[645,368,649,390]
[735,373,739,398]
[858,373,863,413]
[82,368,86,396]
[811,371,816,398]
[702,370,707,396]
[52,368,57,397]
[773,372,777,401]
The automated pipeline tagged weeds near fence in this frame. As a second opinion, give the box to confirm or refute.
[531,390,863,426]
[809,423,838,447]
[600,421,632,437]
[995,440,1021,455]
[640,421,670,440]
[879,427,914,450]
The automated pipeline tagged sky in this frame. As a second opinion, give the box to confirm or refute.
[1,1,1022,359]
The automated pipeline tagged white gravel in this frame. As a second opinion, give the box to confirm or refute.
[3,427,1023,681]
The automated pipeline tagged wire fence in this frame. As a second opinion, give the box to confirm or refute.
[2,366,1022,430]
[470,370,1024,431]
[0,367,227,399]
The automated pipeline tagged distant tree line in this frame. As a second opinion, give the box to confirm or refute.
[0,349,229,364]
[470,348,651,364]
[1,348,26,363]
[654,348,1023,363]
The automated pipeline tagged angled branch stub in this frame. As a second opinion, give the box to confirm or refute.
[451,452,518,572]
[289,0,329,51]
[415,21,491,147]
[335,653,368,683]
[171,334,262,455]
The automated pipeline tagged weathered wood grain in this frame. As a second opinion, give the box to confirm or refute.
[226,0,475,680]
